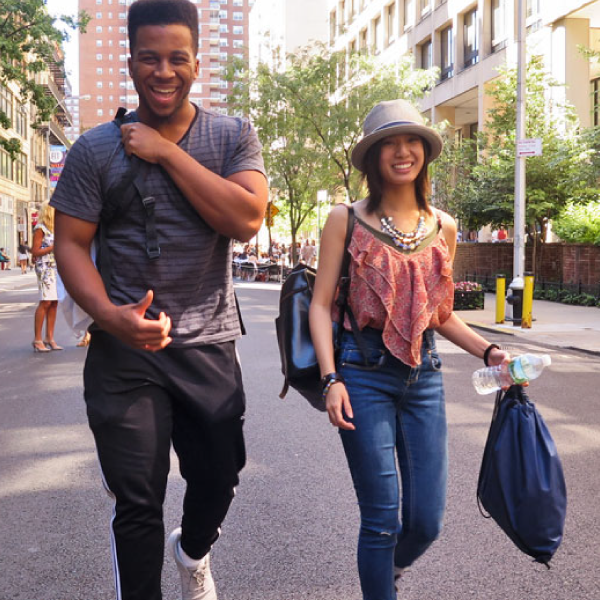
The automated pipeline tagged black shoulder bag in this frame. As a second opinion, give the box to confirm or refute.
[275,206,369,411]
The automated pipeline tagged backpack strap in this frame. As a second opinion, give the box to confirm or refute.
[334,206,370,365]
[97,108,160,294]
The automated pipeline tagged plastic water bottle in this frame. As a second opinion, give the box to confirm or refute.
[472,353,552,395]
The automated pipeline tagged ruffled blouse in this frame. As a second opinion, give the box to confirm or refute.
[336,215,454,367]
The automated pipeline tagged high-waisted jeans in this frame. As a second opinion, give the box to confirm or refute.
[337,327,448,600]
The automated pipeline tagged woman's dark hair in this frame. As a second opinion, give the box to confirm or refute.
[363,137,432,214]
[128,0,199,53]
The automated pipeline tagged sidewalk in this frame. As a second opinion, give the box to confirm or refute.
[455,292,600,356]
[0,269,37,292]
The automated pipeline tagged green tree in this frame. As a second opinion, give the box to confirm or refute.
[0,0,89,156]
[554,200,600,245]
[433,56,586,260]
[228,43,438,259]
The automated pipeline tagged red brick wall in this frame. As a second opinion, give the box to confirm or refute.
[453,243,600,286]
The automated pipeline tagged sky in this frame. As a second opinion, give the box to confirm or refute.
[46,0,80,93]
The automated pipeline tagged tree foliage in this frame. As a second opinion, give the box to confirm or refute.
[227,42,438,255]
[0,0,89,154]
[432,56,585,244]
[554,201,600,245]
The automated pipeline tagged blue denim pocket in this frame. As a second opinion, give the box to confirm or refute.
[337,328,388,372]
[338,346,387,371]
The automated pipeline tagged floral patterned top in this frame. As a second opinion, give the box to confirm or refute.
[33,223,56,268]
[335,213,454,367]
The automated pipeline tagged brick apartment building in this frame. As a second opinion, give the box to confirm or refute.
[77,0,254,133]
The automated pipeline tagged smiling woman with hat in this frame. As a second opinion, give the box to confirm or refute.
[309,99,510,600]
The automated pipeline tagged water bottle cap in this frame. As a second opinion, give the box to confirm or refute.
[541,354,551,367]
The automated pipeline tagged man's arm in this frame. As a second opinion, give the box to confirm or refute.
[120,122,269,242]
[54,212,172,351]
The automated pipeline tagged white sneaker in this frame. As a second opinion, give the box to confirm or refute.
[168,528,217,600]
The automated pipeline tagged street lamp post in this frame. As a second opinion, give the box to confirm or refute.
[513,0,526,282]
[46,95,90,202]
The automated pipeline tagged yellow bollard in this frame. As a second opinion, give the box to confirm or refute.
[522,272,534,328]
[495,275,506,324]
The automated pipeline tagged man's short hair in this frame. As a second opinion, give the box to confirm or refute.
[128,0,199,54]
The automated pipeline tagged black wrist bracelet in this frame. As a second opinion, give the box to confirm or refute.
[321,372,345,400]
[483,343,500,366]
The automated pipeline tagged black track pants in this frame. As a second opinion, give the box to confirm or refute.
[84,332,246,600]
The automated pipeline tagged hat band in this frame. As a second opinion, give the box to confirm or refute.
[371,120,420,133]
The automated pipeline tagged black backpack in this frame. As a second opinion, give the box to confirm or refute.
[276,206,369,410]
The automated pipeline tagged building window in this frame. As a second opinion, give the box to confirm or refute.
[373,15,382,54]
[233,25,243,34]
[526,0,540,18]
[96,53,103,60]
[97,67,103,74]
[591,78,600,126]
[420,39,432,69]
[97,81,103,88]
[440,25,453,80]
[0,86,13,126]
[233,11,243,20]
[219,10,228,18]
[97,109,104,116]
[419,0,432,17]
[404,0,414,29]
[96,12,102,18]
[14,153,27,187]
[359,27,368,53]
[96,39,103,47]
[491,0,507,51]
[386,3,396,45]
[15,106,26,138]
[463,8,478,68]
[233,39,243,48]
[330,10,337,43]
[96,25,103,32]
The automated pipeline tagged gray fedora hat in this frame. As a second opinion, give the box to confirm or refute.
[351,99,443,172]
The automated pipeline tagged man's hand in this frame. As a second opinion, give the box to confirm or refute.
[120,122,171,164]
[98,290,173,352]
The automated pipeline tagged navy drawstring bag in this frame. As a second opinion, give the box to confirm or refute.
[477,385,567,567]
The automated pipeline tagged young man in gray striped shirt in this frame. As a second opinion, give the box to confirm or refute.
[51,1,268,599]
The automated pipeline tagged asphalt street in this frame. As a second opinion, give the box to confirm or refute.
[1,281,599,600]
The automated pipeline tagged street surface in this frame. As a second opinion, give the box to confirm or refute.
[1,281,600,600]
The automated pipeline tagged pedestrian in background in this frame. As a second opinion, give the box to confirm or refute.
[309,99,510,600]
[0,247,11,270]
[31,203,63,352]
[18,243,29,274]
[50,1,267,599]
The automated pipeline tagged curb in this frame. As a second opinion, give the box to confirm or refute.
[465,320,600,358]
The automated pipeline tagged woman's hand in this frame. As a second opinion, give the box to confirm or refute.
[486,346,510,367]
[486,346,529,389]
[326,382,355,431]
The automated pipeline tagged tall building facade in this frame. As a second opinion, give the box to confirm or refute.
[249,0,329,72]
[0,40,72,263]
[328,0,600,137]
[78,0,254,131]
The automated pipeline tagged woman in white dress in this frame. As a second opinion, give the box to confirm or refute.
[31,203,63,352]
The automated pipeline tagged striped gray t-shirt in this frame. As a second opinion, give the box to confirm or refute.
[51,105,266,346]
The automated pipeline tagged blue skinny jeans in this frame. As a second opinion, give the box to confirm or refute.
[337,327,448,600]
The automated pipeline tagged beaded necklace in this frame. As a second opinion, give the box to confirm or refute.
[379,211,427,251]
